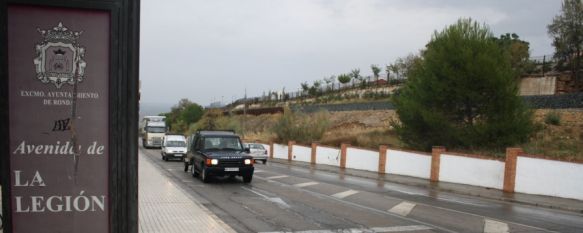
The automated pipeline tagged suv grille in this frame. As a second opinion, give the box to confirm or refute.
[219,160,243,166]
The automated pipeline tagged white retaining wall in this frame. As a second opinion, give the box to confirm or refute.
[515,157,583,200]
[386,150,431,179]
[345,148,378,172]
[273,144,288,159]
[267,141,583,201]
[440,154,505,189]
[292,145,312,163]
[316,147,340,166]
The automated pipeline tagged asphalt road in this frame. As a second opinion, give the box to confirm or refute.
[139,147,583,233]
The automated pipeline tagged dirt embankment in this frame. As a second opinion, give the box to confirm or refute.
[241,110,402,149]
[240,109,583,159]
[527,109,583,160]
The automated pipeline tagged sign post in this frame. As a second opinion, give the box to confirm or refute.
[1,0,139,232]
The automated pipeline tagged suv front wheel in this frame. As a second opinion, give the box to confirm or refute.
[184,159,190,172]
[191,163,199,177]
[243,174,253,183]
[200,165,210,183]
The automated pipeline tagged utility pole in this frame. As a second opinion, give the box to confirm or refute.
[542,55,546,76]
[242,88,247,139]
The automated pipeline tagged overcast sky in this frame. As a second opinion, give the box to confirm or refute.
[140,0,561,107]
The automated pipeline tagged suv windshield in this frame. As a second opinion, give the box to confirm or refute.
[202,137,242,151]
[146,126,166,133]
[166,141,186,147]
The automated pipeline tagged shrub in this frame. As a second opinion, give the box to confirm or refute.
[363,91,375,99]
[272,108,330,144]
[186,109,224,135]
[544,111,561,125]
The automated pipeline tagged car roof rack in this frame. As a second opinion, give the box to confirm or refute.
[196,129,235,134]
[194,130,237,137]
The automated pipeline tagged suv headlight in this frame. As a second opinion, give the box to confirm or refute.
[244,159,252,165]
[206,159,219,166]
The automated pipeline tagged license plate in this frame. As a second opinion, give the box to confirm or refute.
[174,154,183,157]
[225,167,239,172]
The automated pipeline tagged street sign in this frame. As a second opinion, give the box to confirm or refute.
[1,1,139,232]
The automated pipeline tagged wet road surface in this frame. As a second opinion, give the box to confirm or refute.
[140,147,583,233]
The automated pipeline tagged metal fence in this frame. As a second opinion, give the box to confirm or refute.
[227,77,405,108]
[288,93,583,113]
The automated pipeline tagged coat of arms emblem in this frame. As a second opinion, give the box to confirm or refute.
[33,22,86,89]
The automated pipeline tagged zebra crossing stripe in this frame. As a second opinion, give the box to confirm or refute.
[388,201,416,216]
[293,182,319,188]
[331,189,359,199]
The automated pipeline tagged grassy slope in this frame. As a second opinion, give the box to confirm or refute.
[239,109,583,160]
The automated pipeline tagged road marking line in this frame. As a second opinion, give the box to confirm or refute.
[181,179,193,183]
[436,196,489,207]
[372,225,433,232]
[293,182,319,188]
[410,198,557,233]
[253,167,554,233]
[253,176,456,233]
[258,225,432,233]
[388,201,416,216]
[242,187,269,199]
[484,219,509,233]
[331,189,359,199]
[266,175,288,180]
[254,169,266,173]
[241,187,290,208]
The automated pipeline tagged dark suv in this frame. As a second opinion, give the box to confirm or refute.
[184,130,254,183]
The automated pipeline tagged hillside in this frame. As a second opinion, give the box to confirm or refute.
[237,108,583,160]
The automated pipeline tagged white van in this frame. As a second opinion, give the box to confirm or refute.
[161,134,187,161]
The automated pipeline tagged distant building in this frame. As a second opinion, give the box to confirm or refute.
[206,101,224,109]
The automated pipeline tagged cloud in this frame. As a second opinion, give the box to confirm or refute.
[140,0,560,106]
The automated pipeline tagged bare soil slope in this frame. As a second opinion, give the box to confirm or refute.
[240,109,583,159]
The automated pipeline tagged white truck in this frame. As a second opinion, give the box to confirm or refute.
[140,115,166,131]
[141,121,166,148]
[161,134,188,161]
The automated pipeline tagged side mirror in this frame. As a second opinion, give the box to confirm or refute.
[244,148,251,153]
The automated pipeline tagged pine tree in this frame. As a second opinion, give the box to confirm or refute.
[548,0,583,83]
[392,19,533,151]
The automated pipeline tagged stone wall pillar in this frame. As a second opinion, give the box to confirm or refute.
[430,146,446,182]
[340,143,349,168]
[311,143,318,165]
[269,142,274,159]
[504,148,522,193]
[287,141,295,161]
[378,145,388,174]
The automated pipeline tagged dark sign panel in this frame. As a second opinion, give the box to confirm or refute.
[7,5,109,232]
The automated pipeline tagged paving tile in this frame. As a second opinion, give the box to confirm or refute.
[139,151,235,233]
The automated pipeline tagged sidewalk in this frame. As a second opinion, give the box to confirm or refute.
[139,151,235,233]
[269,158,583,214]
